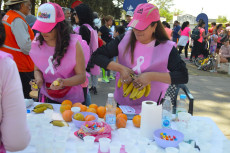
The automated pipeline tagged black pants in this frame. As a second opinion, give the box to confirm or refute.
[190,41,204,59]
[178,42,189,58]
[19,72,34,99]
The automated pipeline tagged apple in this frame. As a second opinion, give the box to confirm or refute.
[73,113,84,121]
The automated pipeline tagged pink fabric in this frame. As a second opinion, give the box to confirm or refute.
[0,51,30,152]
[74,24,101,76]
[128,3,160,30]
[181,27,191,37]
[114,31,172,114]
[164,27,172,40]
[198,28,205,43]
[30,34,90,103]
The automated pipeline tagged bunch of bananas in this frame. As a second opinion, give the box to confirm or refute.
[33,103,53,113]
[31,82,38,89]
[117,79,151,100]
[50,120,69,127]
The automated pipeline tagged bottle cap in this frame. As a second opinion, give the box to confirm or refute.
[27,109,31,113]
[180,94,186,100]
[108,93,114,98]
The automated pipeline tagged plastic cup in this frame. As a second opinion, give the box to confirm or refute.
[117,128,129,145]
[99,138,111,153]
[83,136,95,150]
[165,147,179,153]
[71,107,80,114]
[179,142,192,152]
[109,144,121,153]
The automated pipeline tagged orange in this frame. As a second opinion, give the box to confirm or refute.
[117,113,128,121]
[61,100,72,107]
[62,110,74,122]
[79,105,87,112]
[132,115,141,128]
[89,104,98,110]
[85,115,96,121]
[116,107,122,116]
[97,106,106,118]
[72,103,82,107]
[86,108,97,114]
[116,117,127,129]
[60,104,71,114]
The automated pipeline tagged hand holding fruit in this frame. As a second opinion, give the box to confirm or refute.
[132,72,151,90]
[119,66,134,84]
[50,78,64,90]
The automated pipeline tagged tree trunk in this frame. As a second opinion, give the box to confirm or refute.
[31,0,35,15]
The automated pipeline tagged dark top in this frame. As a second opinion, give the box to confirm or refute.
[173,25,181,39]
[99,25,113,43]
[91,34,188,85]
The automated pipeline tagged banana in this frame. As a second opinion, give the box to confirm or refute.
[34,103,53,110]
[50,120,69,127]
[130,87,138,99]
[53,80,60,86]
[32,83,38,89]
[144,84,151,97]
[135,87,146,99]
[123,83,128,93]
[117,79,122,88]
[33,106,47,113]
[123,82,134,97]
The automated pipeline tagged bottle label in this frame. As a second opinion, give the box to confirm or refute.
[176,108,187,116]
[162,117,171,128]
[105,114,116,125]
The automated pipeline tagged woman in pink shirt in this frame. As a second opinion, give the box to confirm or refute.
[162,21,172,40]
[0,22,30,152]
[178,21,191,59]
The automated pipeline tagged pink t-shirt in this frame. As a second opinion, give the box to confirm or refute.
[198,28,205,43]
[164,27,172,40]
[0,51,30,152]
[181,27,191,37]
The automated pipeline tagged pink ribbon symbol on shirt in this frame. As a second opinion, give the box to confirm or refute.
[45,56,54,75]
[132,56,144,74]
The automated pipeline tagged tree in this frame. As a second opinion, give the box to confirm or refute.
[173,8,183,16]
[153,0,174,12]
[159,8,173,22]
[216,16,228,23]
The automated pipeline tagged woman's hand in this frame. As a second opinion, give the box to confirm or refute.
[119,65,134,84]
[133,72,152,90]
[50,78,64,90]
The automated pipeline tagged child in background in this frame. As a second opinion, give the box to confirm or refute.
[210,29,218,56]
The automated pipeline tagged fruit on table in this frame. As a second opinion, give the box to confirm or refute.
[33,106,47,113]
[73,113,85,121]
[133,115,141,128]
[85,115,96,121]
[53,80,60,86]
[117,113,128,121]
[86,108,97,114]
[89,104,98,110]
[116,107,122,116]
[62,110,74,122]
[116,117,127,129]
[72,103,82,107]
[60,104,71,114]
[34,103,53,110]
[97,106,106,118]
[50,120,69,127]
[61,100,72,107]
[79,105,87,112]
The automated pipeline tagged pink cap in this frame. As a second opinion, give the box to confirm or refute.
[32,2,65,33]
[128,3,160,31]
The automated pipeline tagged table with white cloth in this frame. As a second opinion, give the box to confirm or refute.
[7,102,227,153]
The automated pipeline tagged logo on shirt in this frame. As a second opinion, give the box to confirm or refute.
[137,8,143,14]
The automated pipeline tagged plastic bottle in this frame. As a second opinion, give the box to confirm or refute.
[176,94,188,117]
[162,96,172,128]
[105,93,117,130]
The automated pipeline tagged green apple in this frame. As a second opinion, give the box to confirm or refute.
[73,113,84,121]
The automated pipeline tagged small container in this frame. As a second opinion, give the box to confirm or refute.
[154,129,184,148]
[99,138,111,153]
[71,107,80,114]
[83,136,95,147]
[72,112,98,128]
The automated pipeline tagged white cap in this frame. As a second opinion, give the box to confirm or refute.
[108,93,114,98]
[126,11,133,17]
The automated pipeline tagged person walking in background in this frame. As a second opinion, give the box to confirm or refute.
[0,21,30,153]
[162,21,172,40]
[73,4,100,97]
[30,2,89,104]
[208,22,216,35]
[98,15,114,83]
[91,3,188,113]
[177,21,191,59]
[1,0,34,99]
[172,20,181,43]
[93,12,101,32]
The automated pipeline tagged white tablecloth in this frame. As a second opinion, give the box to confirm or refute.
[7,102,227,153]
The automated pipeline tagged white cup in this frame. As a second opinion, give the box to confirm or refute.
[99,138,111,153]
[109,144,121,153]
[83,136,95,150]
